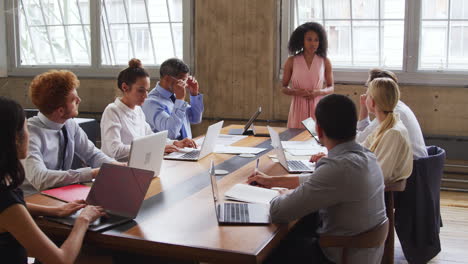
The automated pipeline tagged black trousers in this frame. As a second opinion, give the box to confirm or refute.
[263,213,334,264]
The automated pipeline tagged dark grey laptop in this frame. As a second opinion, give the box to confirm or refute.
[45,163,153,231]
[208,161,270,225]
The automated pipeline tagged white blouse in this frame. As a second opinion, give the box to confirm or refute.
[101,98,173,160]
[363,117,413,183]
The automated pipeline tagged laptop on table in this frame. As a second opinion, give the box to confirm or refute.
[128,130,167,177]
[209,161,270,225]
[301,117,321,145]
[228,107,269,137]
[164,121,224,161]
[267,126,315,173]
[45,163,153,231]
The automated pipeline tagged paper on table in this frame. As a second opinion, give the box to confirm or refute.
[286,146,328,156]
[281,140,318,150]
[195,134,247,147]
[214,145,266,154]
[224,184,279,204]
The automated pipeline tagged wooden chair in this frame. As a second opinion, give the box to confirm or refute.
[382,179,407,264]
[319,219,389,264]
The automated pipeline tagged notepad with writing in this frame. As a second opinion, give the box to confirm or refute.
[41,184,91,202]
[224,184,279,204]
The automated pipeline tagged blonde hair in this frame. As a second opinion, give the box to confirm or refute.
[366,68,398,86]
[367,77,400,152]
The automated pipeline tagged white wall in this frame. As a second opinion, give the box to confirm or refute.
[0,2,8,77]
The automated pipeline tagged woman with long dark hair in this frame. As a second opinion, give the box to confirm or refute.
[0,96,105,263]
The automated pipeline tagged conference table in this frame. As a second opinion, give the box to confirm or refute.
[25,125,315,264]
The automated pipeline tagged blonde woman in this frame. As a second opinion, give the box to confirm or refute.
[362,78,413,183]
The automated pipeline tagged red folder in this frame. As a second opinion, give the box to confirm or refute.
[41,184,91,202]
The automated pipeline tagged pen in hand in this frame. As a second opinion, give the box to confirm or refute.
[251,159,259,186]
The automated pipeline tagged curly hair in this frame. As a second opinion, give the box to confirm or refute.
[0,96,26,190]
[117,58,150,91]
[29,70,80,115]
[288,22,328,58]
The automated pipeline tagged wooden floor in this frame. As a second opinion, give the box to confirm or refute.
[395,191,468,264]
[70,191,468,264]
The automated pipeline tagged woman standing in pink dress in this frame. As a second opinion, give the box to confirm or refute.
[282,22,334,128]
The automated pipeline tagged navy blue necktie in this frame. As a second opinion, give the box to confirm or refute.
[61,126,68,170]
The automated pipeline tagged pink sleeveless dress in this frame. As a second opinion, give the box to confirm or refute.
[287,54,326,128]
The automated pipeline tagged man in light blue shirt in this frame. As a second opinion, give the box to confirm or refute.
[248,94,387,264]
[22,70,115,196]
[142,58,204,140]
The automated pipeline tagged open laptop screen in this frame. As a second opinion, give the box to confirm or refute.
[86,163,153,218]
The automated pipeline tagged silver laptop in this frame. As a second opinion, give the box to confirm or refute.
[301,117,321,145]
[128,130,167,177]
[267,126,315,173]
[208,161,270,225]
[45,163,153,231]
[164,121,224,161]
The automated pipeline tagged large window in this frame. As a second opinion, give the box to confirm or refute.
[281,0,468,85]
[7,0,191,76]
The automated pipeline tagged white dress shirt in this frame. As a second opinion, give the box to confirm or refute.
[101,98,174,160]
[22,112,114,196]
[362,118,414,183]
[357,101,428,159]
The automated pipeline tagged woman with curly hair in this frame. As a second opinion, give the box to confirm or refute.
[282,22,334,128]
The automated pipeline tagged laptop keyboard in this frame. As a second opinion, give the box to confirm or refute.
[179,150,200,159]
[224,203,249,223]
[288,160,311,171]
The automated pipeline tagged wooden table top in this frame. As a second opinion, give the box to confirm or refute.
[26,125,314,264]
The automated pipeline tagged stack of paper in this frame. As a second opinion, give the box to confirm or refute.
[224,184,279,204]
[195,134,248,147]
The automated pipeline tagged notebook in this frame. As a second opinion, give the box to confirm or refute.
[224,184,279,204]
[41,184,91,202]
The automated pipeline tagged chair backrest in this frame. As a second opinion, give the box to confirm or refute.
[319,218,389,249]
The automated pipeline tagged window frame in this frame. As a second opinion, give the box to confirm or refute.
[280,0,468,86]
[5,0,194,78]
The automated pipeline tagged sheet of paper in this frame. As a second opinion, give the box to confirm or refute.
[195,134,248,147]
[281,140,318,150]
[224,184,279,204]
[214,145,266,154]
[286,146,328,156]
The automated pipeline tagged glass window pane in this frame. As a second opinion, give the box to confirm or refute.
[19,16,35,65]
[151,24,175,64]
[131,24,155,64]
[41,0,63,25]
[326,21,352,66]
[172,23,183,58]
[103,0,127,24]
[324,0,350,19]
[420,21,448,69]
[448,22,468,70]
[109,24,133,65]
[382,0,405,19]
[48,25,71,64]
[127,0,148,23]
[29,26,53,64]
[352,0,378,19]
[147,0,170,22]
[382,21,404,68]
[60,0,90,24]
[422,0,448,19]
[295,0,323,28]
[68,25,91,64]
[168,0,183,22]
[451,0,468,19]
[21,0,44,26]
[353,21,379,67]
